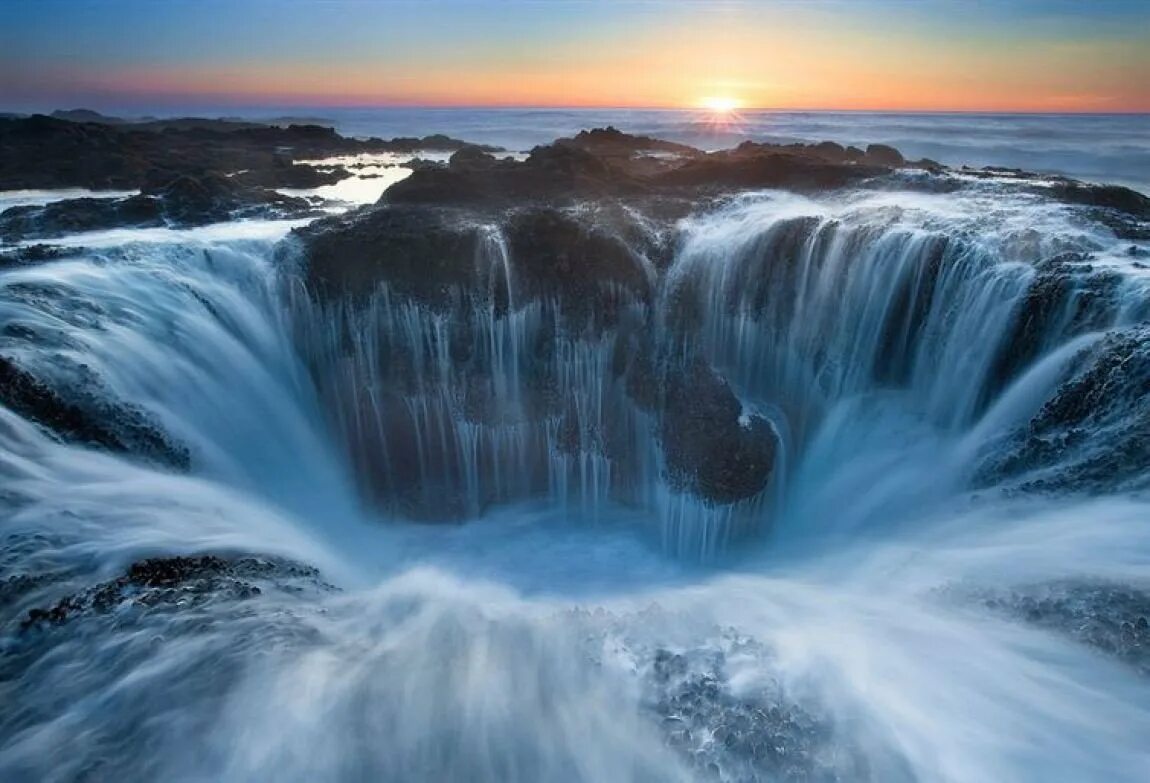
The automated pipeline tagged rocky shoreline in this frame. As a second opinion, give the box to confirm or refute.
[3,117,1150,520]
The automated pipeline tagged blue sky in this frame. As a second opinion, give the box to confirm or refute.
[2,0,1148,112]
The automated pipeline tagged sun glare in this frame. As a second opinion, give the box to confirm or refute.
[700,96,740,113]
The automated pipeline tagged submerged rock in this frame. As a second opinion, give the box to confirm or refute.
[18,554,331,632]
[978,325,1150,493]
[949,581,1150,676]
[0,355,189,468]
[644,641,872,782]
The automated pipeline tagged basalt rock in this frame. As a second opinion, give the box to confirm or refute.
[0,195,163,242]
[1044,181,1150,240]
[503,207,653,328]
[952,581,1150,676]
[646,641,870,781]
[0,172,316,240]
[145,171,315,226]
[978,325,1150,493]
[0,114,502,191]
[660,358,777,504]
[560,126,700,158]
[981,255,1123,406]
[655,147,888,192]
[0,355,190,468]
[296,205,483,307]
[448,145,506,172]
[1046,181,1150,220]
[296,200,662,317]
[18,555,332,632]
[386,141,647,205]
[0,244,80,267]
[864,143,906,167]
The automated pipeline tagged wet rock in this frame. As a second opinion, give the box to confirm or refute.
[560,126,701,158]
[982,255,1121,403]
[0,355,189,468]
[296,205,482,307]
[380,129,905,206]
[978,325,1150,492]
[18,555,331,632]
[504,207,653,328]
[0,172,317,241]
[386,140,646,205]
[0,243,81,267]
[448,145,503,172]
[0,114,500,191]
[661,358,777,504]
[863,143,905,167]
[405,156,448,172]
[144,171,315,226]
[1043,181,1150,240]
[954,581,1150,676]
[0,195,163,241]
[656,146,887,192]
[645,642,871,782]
[377,133,502,154]
[1046,181,1150,220]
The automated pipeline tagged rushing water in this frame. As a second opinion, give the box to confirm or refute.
[2,175,1150,781]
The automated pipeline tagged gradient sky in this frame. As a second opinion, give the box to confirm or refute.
[2,0,1148,113]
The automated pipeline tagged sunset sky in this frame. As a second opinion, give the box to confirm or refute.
[2,0,1148,113]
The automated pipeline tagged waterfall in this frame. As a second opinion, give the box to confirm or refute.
[2,185,1150,783]
[292,189,1149,556]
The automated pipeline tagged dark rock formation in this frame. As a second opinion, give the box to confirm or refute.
[646,642,871,781]
[0,243,80,267]
[559,126,700,158]
[982,254,1122,404]
[0,355,189,468]
[386,140,647,205]
[448,144,505,172]
[298,205,482,307]
[655,145,888,192]
[144,171,315,226]
[50,108,129,124]
[978,325,1150,493]
[383,129,902,206]
[948,581,1150,676]
[0,195,162,241]
[503,208,652,327]
[0,114,501,191]
[1047,181,1150,220]
[0,172,318,240]
[864,143,905,167]
[293,126,1149,518]
[660,358,777,504]
[18,555,331,632]
[1044,181,1150,240]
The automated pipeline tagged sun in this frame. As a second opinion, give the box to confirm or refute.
[695,96,747,133]
[700,96,741,113]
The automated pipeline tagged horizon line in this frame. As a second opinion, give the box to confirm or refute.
[8,103,1150,117]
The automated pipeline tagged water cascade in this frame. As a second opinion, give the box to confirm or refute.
[2,183,1150,781]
